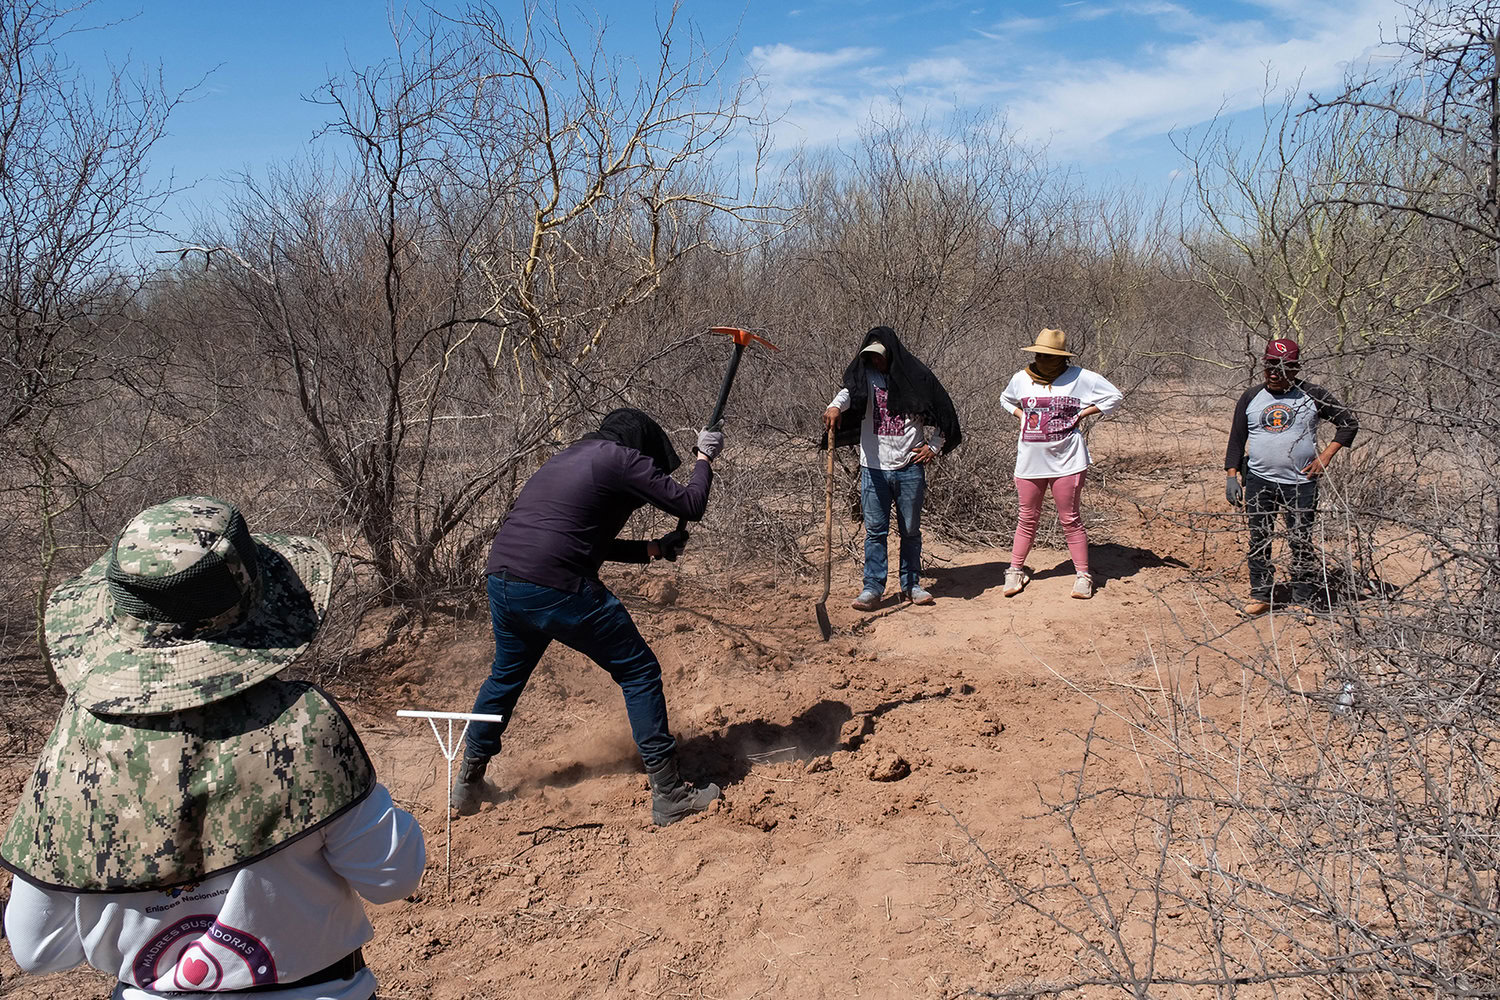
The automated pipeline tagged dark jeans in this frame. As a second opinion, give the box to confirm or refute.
[464,573,675,767]
[860,462,926,594]
[1245,471,1320,603]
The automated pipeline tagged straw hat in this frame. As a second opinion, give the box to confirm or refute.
[1021,328,1075,357]
[44,496,332,716]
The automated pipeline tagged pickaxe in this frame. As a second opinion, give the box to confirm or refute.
[674,326,779,536]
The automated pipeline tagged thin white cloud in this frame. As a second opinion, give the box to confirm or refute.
[749,43,882,78]
[1004,0,1392,155]
[977,15,1050,38]
[893,56,974,89]
[1070,4,1118,22]
[749,0,1396,160]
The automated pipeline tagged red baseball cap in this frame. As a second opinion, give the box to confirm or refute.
[1263,338,1300,363]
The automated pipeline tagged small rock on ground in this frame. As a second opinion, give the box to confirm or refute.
[867,753,910,782]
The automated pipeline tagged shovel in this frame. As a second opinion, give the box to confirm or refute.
[815,423,835,640]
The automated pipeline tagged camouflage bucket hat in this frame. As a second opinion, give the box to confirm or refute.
[45,496,333,716]
[1,679,375,891]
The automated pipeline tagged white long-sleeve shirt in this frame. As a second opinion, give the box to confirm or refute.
[5,783,424,1000]
[1000,366,1123,478]
[829,372,945,471]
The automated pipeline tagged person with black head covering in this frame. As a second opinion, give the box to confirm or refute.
[451,409,725,826]
[823,326,962,610]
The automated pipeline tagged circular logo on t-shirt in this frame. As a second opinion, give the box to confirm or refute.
[133,916,277,989]
[1260,403,1295,432]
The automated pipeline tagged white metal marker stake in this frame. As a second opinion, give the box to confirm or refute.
[396,709,505,896]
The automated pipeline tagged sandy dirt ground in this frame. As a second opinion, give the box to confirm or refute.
[0,413,1347,999]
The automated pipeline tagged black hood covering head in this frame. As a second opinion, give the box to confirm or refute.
[828,326,963,454]
[584,408,682,474]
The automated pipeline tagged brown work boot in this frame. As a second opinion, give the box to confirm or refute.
[646,756,721,826]
[449,754,491,816]
[1243,599,1270,617]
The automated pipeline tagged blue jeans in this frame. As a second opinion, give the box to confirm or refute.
[464,573,675,767]
[860,463,926,594]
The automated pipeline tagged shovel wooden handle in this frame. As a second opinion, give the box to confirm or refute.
[821,424,834,601]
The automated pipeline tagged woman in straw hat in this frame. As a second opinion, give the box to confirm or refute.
[1000,329,1123,599]
[2,496,424,1000]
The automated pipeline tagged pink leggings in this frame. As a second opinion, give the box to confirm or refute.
[1011,470,1089,574]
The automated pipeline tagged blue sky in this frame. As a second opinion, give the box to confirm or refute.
[66,0,1401,235]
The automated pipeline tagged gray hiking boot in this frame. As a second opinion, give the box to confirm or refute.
[904,584,935,605]
[449,754,491,816]
[851,589,882,611]
[646,755,721,826]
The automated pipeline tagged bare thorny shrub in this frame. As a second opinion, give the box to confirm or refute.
[0,0,190,707]
[965,636,1499,998]
[2,4,1495,997]
[962,5,1500,996]
[142,1,789,672]
[1,0,1227,706]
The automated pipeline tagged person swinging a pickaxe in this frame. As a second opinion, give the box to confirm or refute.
[451,327,775,826]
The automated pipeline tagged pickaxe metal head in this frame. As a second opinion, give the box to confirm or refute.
[709,326,780,352]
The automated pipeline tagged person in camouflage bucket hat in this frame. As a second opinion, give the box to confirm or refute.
[2,497,426,1000]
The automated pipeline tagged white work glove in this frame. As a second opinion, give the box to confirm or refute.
[695,427,725,461]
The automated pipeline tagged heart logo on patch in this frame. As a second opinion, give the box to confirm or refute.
[183,957,210,986]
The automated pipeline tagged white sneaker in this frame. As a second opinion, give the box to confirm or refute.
[1071,573,1094,600]
[1002,567,1028,597]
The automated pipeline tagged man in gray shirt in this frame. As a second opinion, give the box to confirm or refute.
[1224,339,1359,615]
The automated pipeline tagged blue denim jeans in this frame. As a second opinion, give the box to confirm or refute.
[859,463,926,594]
[464,573,675,766]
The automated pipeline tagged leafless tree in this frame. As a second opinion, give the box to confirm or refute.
[167,1,785,607]
[1305,0,1500,286]
[0,0,187,683]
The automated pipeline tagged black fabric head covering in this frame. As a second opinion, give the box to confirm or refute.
[828,327,963,454]
[584,408,682,474]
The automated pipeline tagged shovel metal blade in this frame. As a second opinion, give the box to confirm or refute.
[815,600,832,641]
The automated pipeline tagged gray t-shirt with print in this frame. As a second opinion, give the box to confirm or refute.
[1224,380,1359,485]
